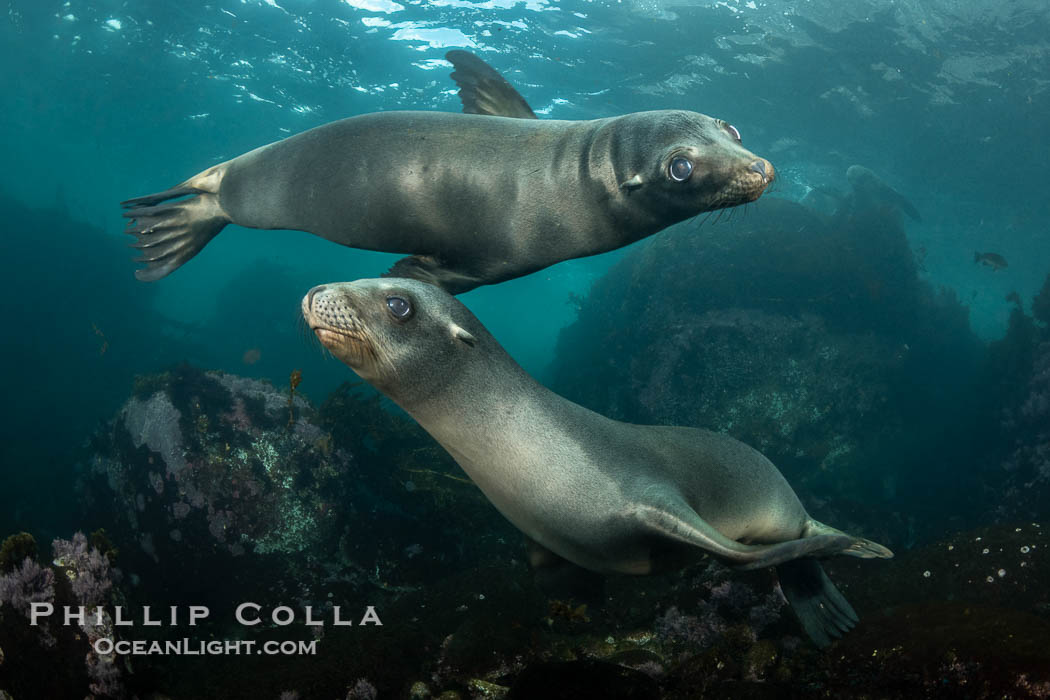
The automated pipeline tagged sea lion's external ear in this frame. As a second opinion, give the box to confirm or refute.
[619,174,644,191]
[450,323,477,347]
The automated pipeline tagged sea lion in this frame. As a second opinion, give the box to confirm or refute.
[801,165,921,222]
[845,164,922,221]
[301,277,893,647]
[122,63,773,293]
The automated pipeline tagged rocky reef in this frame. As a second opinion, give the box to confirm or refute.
[979,273,1050,522]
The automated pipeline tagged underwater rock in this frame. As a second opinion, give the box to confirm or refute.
[85,364,348,560]
[978,279,1050,523]
[77,364,361,617]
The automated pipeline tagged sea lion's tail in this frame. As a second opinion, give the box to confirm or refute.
[776,558,858,648]
[121,169,229,281]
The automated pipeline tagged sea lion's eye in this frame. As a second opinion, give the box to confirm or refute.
[725,123,742,141]
[386,296,412,320]
[669,156,693,182]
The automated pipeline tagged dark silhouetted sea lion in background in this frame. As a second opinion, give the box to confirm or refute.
[301,277,894,647]
[803,164,921,222]
[122,52,773,293]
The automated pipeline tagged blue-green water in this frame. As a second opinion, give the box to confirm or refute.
[1,1,1049,697]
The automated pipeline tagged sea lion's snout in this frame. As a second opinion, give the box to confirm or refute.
[749,158,773,184]
[304,284,327,313]
[302,284,356,334]
[302,283,379,373]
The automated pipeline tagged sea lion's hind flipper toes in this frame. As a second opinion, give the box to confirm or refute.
[804,519,893,560]
[445,50,538,120]
[844,537,894,559]
[383,255,485,295]
[121,184,203,210]
[777,558,858,648]
[635,499,852,571]
[123,192,228,281]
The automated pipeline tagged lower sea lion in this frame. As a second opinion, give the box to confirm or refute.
[301,277,893,647]
[122,77,773,293]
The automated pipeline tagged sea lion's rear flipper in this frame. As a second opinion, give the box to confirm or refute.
[122,168,230,281]
[525,536,606,605]
[383,255,484,295]
[777,557,858,648]
[636,496,853,571]
[803,520,894,560]
[446,50,538,119]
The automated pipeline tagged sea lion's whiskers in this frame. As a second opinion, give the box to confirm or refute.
[685,211,705,231]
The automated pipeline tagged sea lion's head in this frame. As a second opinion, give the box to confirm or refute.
[302,278,489,403]
[611,110,774,222]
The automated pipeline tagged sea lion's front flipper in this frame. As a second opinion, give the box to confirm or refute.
[777,558,858,648]
[524,536,606,605]
[383,255,485,295]
[635,494,852,571]
[446,50,538,119]
[888,188,922,222]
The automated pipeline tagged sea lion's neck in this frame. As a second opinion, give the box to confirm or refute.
[390,354,555,471]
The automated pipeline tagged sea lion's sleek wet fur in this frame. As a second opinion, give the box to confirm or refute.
[302,278,893,647]
[122,55,772,292]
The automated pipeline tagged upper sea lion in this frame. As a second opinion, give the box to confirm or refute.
[301,277,893,647]
[122,55,773,293]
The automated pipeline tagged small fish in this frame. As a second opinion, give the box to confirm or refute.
[974,251,1008,271]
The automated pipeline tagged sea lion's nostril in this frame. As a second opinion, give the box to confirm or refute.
[749,160,768,179]
[307,285,327,309]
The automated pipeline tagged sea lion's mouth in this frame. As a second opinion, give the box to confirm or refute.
[716,162,775,208]
[310,323,382,374]
[302,287,382,374]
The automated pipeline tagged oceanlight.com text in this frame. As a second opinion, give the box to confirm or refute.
[92,638,318,656]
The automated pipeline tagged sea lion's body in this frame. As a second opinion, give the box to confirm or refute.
[301,278,893,646]
[218,111,747,289]
[123,70,772,291]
